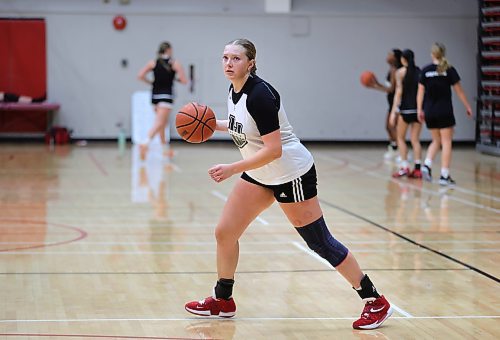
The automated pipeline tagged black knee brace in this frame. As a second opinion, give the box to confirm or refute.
[295,216,349,267]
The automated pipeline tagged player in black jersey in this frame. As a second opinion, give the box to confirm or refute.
[137,42,187,158]
[184,39,393,330]
[370,49,402,160]
[417,43,473,186]
[389,49,423,179]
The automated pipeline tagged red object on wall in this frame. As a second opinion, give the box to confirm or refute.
[0,18,46,96]
[113,15,127,30]
[0,18,48,133]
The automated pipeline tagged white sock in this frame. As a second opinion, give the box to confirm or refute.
[441,168,450,178]
[424,158,432,168]
[401,160,409,168]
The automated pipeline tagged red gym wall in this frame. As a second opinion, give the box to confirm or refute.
[0,18,47,133]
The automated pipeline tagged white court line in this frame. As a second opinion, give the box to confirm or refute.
[0,250,299,255]
[2,240,498,245]
[1,315,497,323]
[211,190,269,225]
[292,242,414,318]
[2,248,497,255]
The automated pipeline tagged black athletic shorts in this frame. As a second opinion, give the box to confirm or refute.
[401,113,419,124]
[425,112,456,129]
[152,98,173,106]
[241,164,318,203]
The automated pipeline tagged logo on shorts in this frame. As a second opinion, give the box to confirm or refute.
[280,192,287,198]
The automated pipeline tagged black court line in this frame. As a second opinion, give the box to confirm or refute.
[0,268,470,275]
[320,199,500,284]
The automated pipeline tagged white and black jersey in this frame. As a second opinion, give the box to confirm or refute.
[227,75,314,185]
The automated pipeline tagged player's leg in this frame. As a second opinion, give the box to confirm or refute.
[393,115,410,177]
[438,127,455,185]
[422,128,441,181]
[280,197,392,330]
[185,178,275,317]
[278,166,392,329]
[409,121,423,178]
[384,110,398,159]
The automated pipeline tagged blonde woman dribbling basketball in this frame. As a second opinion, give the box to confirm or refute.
[184,38,393,330]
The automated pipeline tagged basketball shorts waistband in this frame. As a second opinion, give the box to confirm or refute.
[241,165,318,203]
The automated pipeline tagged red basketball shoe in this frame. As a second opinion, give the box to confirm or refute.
[353,295,393,329]
[392,167,410,178]
[185,296,236,318]
[409,169,422,179]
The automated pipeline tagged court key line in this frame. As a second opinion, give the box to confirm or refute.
[211,190,269,225]
[292,241,413,318]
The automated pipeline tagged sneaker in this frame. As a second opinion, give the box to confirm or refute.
[383,145,396,160]
[353,295,393,330]
[185,296,236,318]
[392,167,410,178]
[439,175,456,186]
[422,165,432,182]
[408,169,422,179]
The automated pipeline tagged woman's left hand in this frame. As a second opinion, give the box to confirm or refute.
[208,164,235,183]
[465,106,473,118]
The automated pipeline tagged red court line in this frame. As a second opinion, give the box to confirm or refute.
[0,334,208,340]
[0,219,87,252]
[88,152,109,176]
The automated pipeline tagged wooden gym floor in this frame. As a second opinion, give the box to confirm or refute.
[0,142,498,339]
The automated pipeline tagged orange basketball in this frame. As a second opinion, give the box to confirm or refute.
[360,71,376,87]
[176,102,216,143]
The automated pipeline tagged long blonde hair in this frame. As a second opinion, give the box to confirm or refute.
[431,42,451,74]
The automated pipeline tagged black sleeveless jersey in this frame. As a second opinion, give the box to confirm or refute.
[152,57,176,95]
[399,66,420,114]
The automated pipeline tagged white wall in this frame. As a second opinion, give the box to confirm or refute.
[1,0,478,141]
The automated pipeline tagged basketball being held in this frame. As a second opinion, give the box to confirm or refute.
[176,102,216,143]
[360,71,377,87]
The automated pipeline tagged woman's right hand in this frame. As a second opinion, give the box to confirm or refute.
[417,110,425,123]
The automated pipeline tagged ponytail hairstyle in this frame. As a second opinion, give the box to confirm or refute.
[402,49,418,85]
[227,38,257,75]
[431,42,450,74]
[392,49,403,69]
[157,41,172,73]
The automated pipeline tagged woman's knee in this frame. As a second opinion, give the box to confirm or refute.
[215,224,239,245]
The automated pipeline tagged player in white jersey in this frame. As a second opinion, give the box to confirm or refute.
[184,39,393,330]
